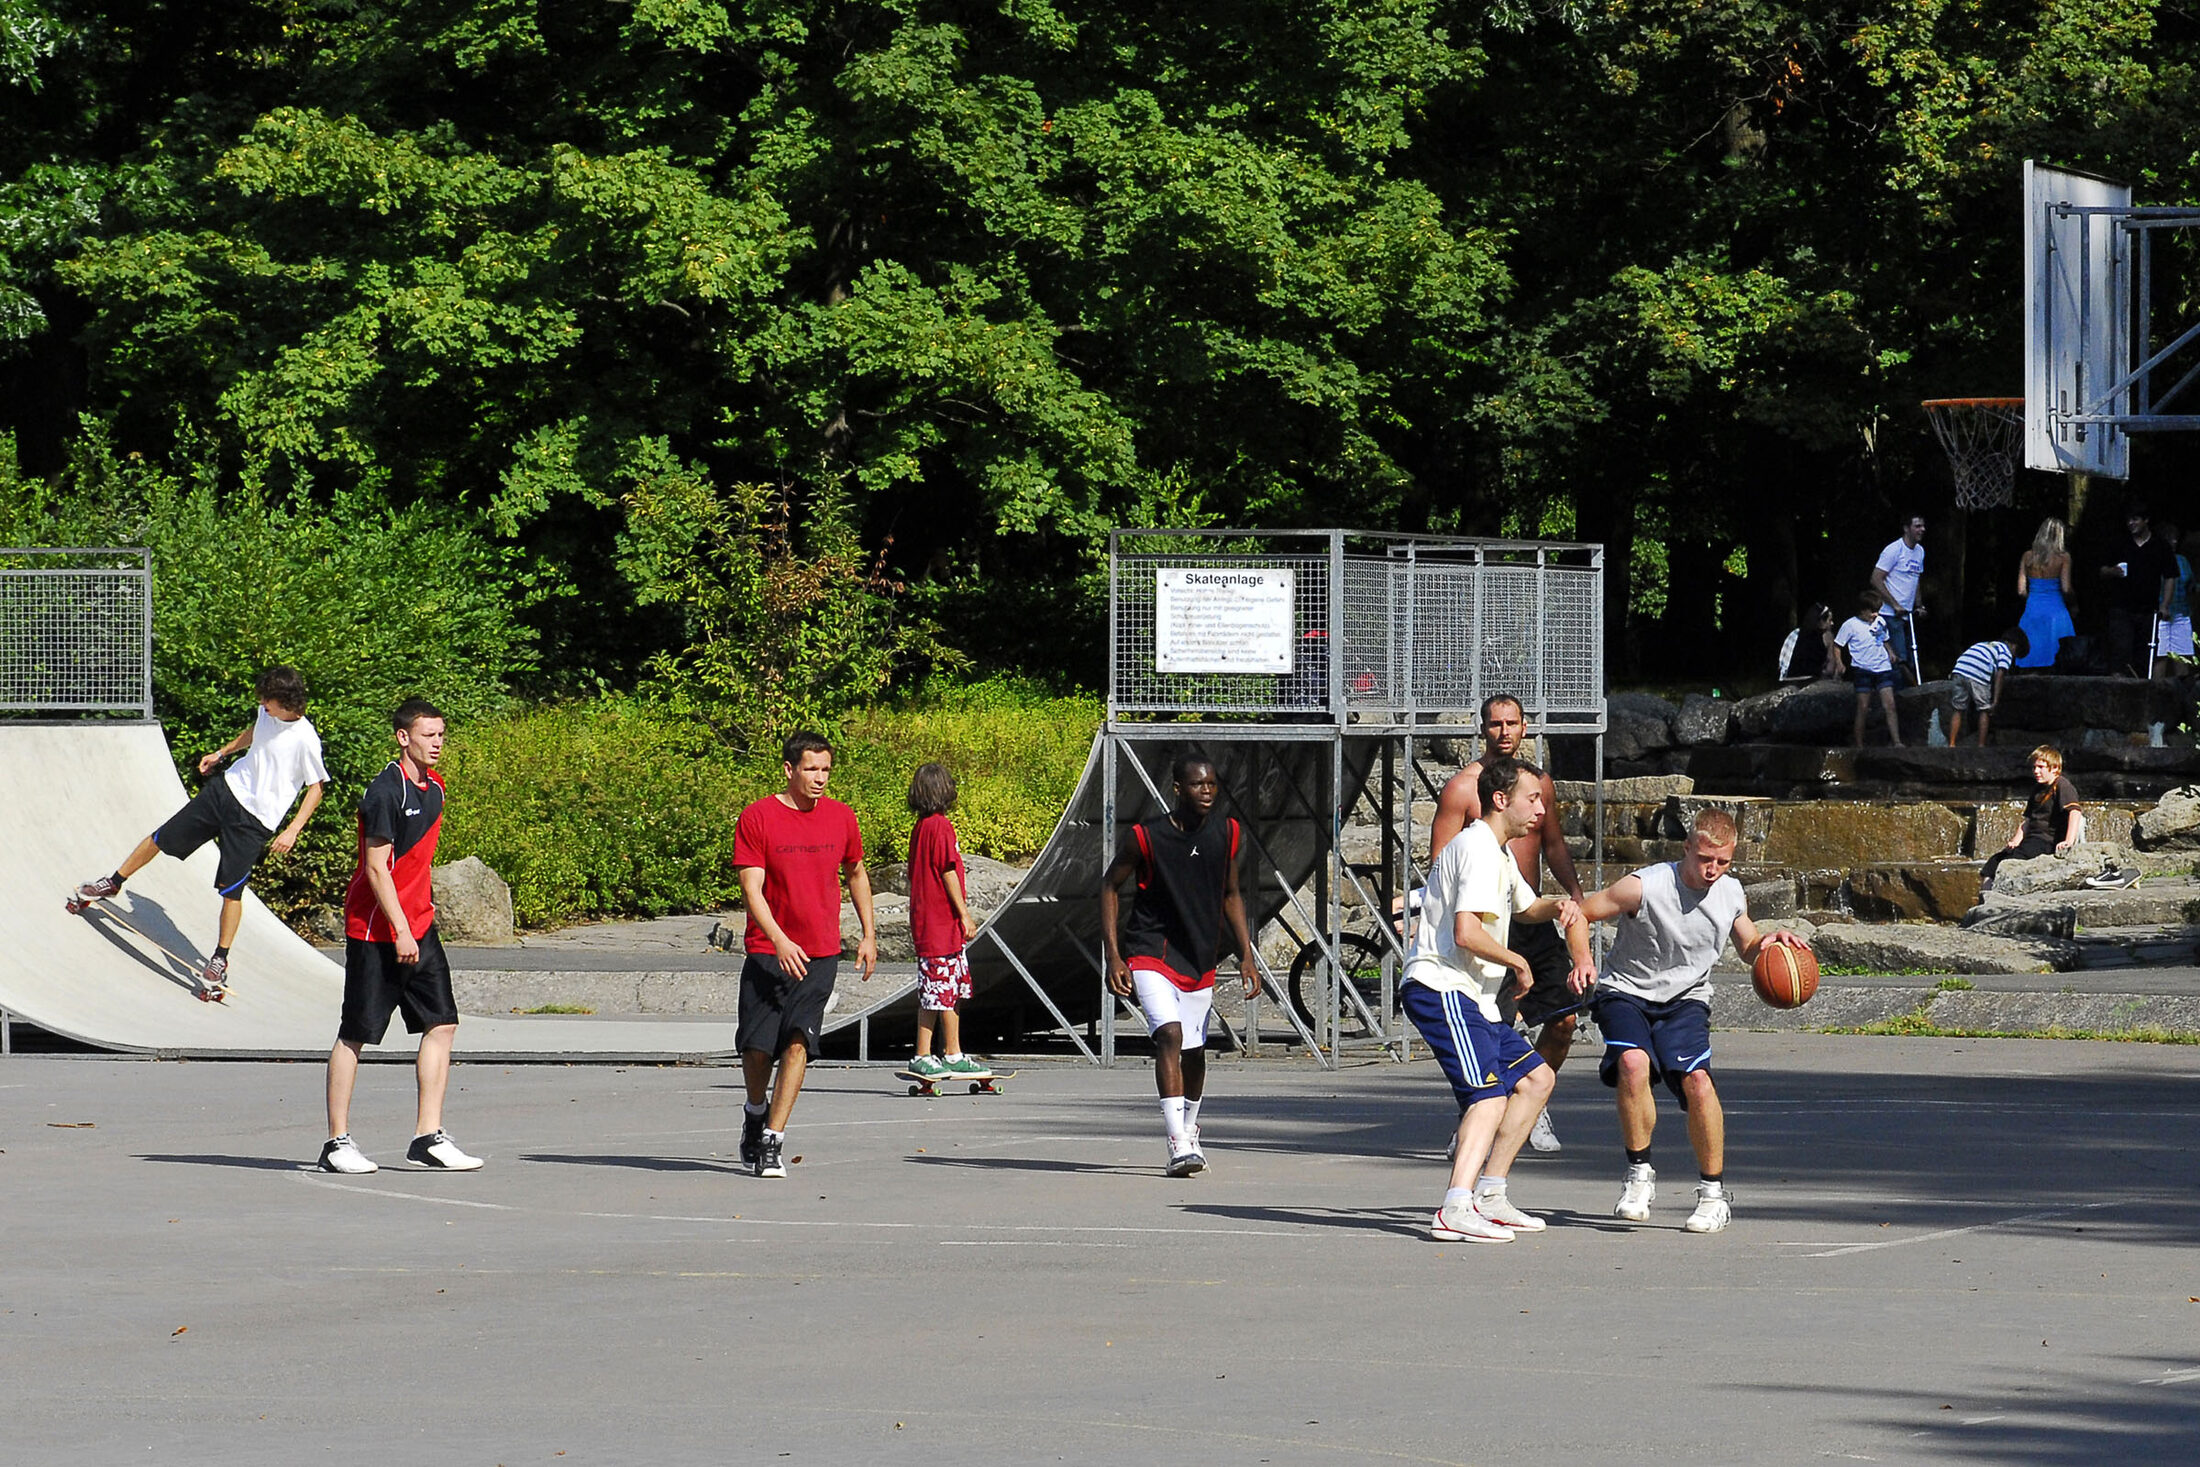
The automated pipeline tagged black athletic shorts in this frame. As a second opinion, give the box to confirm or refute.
[736,953,839,1058]
[1497,918,1576,1029]
[340,926,460,1045]
[153,777,276,897]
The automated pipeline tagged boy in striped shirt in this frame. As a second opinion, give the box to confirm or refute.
[1948,629,2028,747]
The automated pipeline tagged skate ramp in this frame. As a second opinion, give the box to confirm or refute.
[0,723,738,1060]
[825,732,1379,1053]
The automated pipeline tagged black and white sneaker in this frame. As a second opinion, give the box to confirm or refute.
[740,1108,765,1169]
[755,1133,786,1179]
[405,1129,483,1170]
[319,1134,377,1174]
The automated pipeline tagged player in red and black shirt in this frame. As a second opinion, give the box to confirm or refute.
[319,699,482,1176]
[1100,751,1259,1177]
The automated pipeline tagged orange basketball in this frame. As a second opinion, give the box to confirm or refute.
[1751,943,1819,1009]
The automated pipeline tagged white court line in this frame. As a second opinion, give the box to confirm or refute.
[1807,1200,2120,1257]
[292,1172,1298,1237]
[940,1240,1134,1248]
[2140,1366,2200,1385]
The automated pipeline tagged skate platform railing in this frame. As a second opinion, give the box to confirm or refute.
[1109,529,1605,733]
[0,548,153,718]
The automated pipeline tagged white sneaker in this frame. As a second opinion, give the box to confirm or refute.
[1685,1184,1731,1234]
[1615,1162,1656,1221]
[405,1129,484,1171]
[1166,1140,1205,1177]
[318,1134,376,1174]
[1430,1202,1513,1243]
[1474,1188,1547,1232]
[1528,1111,1562,1153]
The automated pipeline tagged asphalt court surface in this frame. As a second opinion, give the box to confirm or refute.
[4,1033,2197,1466]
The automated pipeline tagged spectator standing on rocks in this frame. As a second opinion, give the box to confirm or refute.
[2097,501,2176,677]
[2152,521,2193,680]
[904,762,988,1086]
[2015,517,2074,669]
[1831,591,1903,748]
[732,731,877,1179]
[1429,694,1587,1154]
[1946,629,2027,748]
[1980,746,2085,893]
[1778,604,1838,683]
[1870,513,1927,684]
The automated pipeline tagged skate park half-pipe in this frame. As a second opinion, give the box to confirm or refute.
[0,722,740,1061]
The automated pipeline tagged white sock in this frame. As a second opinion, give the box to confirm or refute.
[1160,1096,1187,1147]
[1183,1097,1202,1133]
[1443,1186,1474,1210]
[744,1101,767,1117]
[762,1128,784,1142]
[1476,1175,1506,1196]
[945,1051,964,1062]
[1700,1178,1724,1196]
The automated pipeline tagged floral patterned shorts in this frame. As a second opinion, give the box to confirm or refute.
[917,951,973,1011]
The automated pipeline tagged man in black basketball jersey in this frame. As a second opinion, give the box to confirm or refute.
[1101,752,1260,1176]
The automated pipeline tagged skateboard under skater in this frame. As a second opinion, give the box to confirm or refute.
[895,1068,1016,1097]
[64,893,226,1002]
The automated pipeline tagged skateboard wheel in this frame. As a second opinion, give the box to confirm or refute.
[907,1084,923,1096]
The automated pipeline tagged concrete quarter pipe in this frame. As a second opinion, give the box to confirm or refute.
[0,723,739,1060]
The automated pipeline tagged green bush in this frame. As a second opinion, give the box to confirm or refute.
[0,431,535,918]
[436,680,1100,928]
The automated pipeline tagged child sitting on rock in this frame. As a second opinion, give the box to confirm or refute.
[1980,745,2084,892]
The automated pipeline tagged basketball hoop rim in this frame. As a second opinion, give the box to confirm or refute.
[1921,397,2024,410]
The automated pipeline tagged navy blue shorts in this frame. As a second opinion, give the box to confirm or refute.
[1850,666,1898,693]
[1593,992,1713,1109]
[1403,981,1545,1108]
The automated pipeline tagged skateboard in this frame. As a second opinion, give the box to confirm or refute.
[895,1068,1016,1097]
[65,893,226,1002]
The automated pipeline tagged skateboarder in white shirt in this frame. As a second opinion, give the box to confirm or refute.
[72,665,327,994]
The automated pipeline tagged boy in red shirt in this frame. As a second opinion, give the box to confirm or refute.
[320,699,480,1175]
[904,762,988,1083]
[733,731,877,1178]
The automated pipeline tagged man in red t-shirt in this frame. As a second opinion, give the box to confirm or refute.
[732,730,877,1178]
[320,699,482,1176]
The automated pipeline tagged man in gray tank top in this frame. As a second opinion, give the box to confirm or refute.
[1564,809,1813,1234]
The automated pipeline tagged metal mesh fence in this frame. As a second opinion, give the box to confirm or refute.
[0,550,153,715]
[1113,533,1604,728]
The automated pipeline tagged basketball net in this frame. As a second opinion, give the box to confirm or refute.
[1922,398,2023,510]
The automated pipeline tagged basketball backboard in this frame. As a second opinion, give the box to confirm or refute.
[2024,160,2132,478]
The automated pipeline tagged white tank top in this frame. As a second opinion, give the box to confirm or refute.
[1598,862,1746,1005]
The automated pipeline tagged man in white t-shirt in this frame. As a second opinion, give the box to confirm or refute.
[1870,513,1927,684]
[1402,755,1585,1242]
[72,665,329,996]
[1565,810,1811,1234]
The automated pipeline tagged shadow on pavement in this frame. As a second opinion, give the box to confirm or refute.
[139,1154,312,1172]
[521,1152,738,1174]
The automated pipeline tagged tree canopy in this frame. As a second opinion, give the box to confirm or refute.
[5,0,2199,689]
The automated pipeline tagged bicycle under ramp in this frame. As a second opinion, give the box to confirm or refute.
[823,730,1382,1059]
[0,723,739,1061]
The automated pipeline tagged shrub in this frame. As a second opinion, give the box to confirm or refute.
[0,430,535,917]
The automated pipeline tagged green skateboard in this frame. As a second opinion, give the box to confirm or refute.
[895,1068,1016,1098]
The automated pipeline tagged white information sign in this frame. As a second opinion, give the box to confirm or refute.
[1154,568,1294,673]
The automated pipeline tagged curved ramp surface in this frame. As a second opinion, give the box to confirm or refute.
[0,724,737,1060]
[827,732,1378,1053]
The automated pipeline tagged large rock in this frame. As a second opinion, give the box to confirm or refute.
[868,852,1029,912]
[842,893,914,962]
[1768,683,1865,743]
[1605,693,1677,762]
[1762,801,1966,866]
[1807,920,2074,974]
[1851,744,2033,786]
[1981,844,2130,898]
[1555,776,1694,802]
[1963,879,2200,936]
[1673,694,1733,747]
[2135,785,2200,850]
[1993,675,2190,734]
[431,857,516,944]
[1841,861,1986,920]
[1728,684,1805,739]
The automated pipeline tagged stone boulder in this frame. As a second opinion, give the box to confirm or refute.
[302,904,345,945]
[1768,683,1864,743]
[1840,861,1987,921]
[2135,785,2200,851]
[843,893,914,963]
[1977,844,2128,898]
[1851,744,2032,786]
[866,852,1028,913]
[431,857,516,944]
[1555,776,1694,803]
[1807,920,2074,974]
[1762,801,1967,866]
[1728,684,1803,739]
[1993,674,2190,735]
[1673,694,1733,747]
[1604,693,1677,763]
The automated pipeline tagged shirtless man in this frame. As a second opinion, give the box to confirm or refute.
[1428,695,1587,1152]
